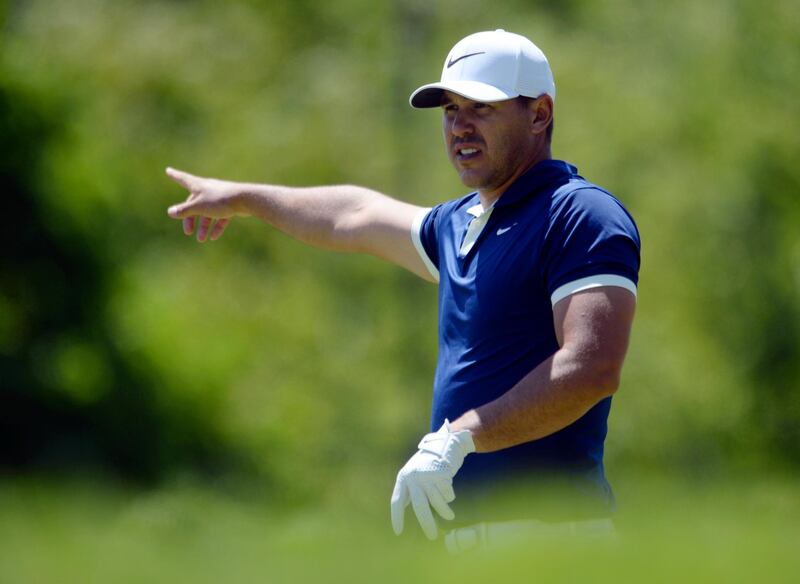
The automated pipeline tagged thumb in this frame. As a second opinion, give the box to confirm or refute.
[167,200,199,219]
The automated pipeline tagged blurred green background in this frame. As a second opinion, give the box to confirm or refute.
[1,0,799,581]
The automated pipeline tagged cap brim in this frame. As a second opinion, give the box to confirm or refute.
[409,80,517,109]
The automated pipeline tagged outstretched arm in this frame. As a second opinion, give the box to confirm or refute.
[450,286,636,451]
[165,167,435,282]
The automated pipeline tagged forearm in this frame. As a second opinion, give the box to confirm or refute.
[450,347,619,453]
[235,183,385,252]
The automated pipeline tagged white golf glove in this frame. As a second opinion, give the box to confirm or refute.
[390,420,475,540]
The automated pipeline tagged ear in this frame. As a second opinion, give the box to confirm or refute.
[529,95,554,136]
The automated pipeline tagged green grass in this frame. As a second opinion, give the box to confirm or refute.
[0,471,797,583]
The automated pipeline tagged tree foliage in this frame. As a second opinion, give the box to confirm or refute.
[1,0,798,493]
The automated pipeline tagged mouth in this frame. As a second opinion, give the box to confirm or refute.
[454,145,483,162]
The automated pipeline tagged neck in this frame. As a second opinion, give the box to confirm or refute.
[478,147,551,208]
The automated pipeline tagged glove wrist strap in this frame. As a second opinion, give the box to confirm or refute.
[418,419,476,457]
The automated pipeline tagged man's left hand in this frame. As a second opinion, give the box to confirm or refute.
[390,420,475,540]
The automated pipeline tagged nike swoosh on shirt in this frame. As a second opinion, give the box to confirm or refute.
[497,225,516,236]
[447,51,485,68]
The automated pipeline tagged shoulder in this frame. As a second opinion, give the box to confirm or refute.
[438,191,480,214]
[551,179,633,219]
[416,191,478,264]
[422,191,480,226]
[548,180,640,243]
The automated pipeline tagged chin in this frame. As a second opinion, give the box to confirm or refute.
[458,171,488,189]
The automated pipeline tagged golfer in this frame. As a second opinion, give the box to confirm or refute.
[166,30,640,551]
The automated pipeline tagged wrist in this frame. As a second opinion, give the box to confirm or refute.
[444,420,476,455]
[448,410,482,452]
[231,183,260,217]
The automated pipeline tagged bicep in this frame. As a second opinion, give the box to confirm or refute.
[552,286,636,367]
[348,196,436,282]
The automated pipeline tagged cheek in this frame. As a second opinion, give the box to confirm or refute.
[442,122,454,150]
[495,126,526,155]
[442,116,454,135]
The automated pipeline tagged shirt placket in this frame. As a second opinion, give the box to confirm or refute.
[459,204,495,258]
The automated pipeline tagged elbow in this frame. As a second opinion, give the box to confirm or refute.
[596,370,621,398]
[332,195,371,253]
[584,360,623,400]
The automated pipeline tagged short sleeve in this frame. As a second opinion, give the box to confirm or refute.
[411,204,444,282]
[542,187,641,303]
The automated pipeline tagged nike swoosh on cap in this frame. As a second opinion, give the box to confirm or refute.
[447,51,486,68]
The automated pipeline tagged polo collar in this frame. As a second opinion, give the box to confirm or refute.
[466,201,494,218]
[493,159,578,209]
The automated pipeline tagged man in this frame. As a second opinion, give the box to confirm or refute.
[166,30,640,551]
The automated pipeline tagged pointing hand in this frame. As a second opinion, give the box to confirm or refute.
[166,167,247,242]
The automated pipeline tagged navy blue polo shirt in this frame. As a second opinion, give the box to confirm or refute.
[411,159,640,521]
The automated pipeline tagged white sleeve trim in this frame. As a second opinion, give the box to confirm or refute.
[551,274,637,306]
[410,208,439,282]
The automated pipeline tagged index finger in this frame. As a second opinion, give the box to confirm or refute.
[165,167,196,190]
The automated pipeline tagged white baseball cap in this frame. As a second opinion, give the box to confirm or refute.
[409,29,556,109]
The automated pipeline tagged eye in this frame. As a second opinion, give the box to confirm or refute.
[443,103,458,113]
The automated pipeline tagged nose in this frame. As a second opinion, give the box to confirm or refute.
[449,110,474,138]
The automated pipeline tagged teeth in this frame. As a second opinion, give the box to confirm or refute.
[459,148,478,155]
